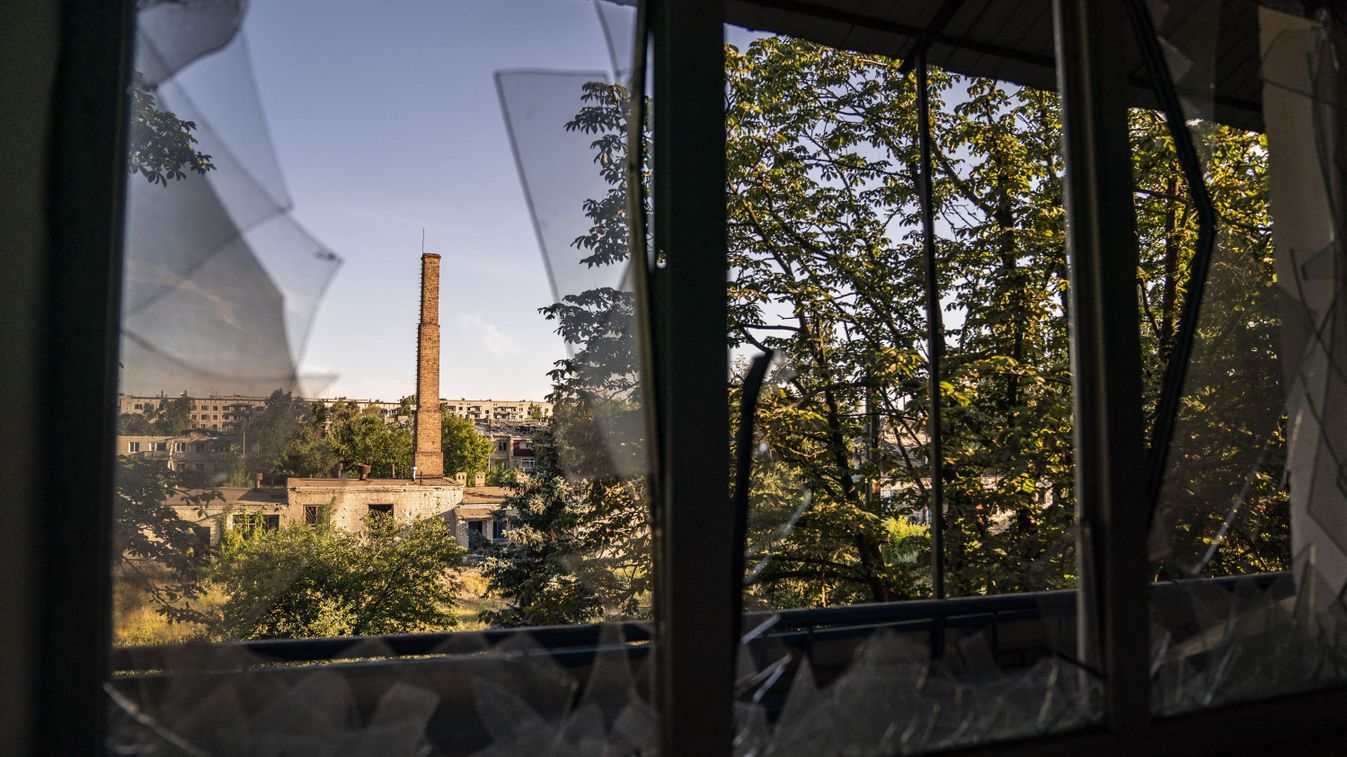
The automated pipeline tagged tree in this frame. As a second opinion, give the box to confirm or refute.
[209,513,466,639]
[485,36,1288,620]
[480,426,649,626]
[149,393,194,434]
[275,424,338,479]
[328,413,412,478]
[1129,112,1288,578]
[241,390,311,483]
[113,456,221,625]
[117,393,194,435]
[119,412,152,435]
[441,412,491,477]
[127,71,214,186]
[486,466,520,487]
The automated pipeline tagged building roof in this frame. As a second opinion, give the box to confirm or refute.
[463,486,513,505]
[165,486,287,507]
[286,477,463,491]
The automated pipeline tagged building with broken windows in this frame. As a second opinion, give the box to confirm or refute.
[157,253,514,549]
[160,478,514,550]
[116,432,236,477]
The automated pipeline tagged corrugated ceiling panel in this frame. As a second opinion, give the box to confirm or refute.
[726,0,1267,130]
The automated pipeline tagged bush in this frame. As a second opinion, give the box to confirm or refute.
[210,513,466,639]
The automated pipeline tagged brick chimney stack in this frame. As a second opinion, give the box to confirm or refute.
[413,253,444,478]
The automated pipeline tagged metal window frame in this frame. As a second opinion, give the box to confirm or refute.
[1052,0,1150,739]
[650,0,735,754]
[35,0,136,754]
[32,0,1347,754]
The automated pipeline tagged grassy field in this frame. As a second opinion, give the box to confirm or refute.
[453,568,506,631]
[113,571,220,646]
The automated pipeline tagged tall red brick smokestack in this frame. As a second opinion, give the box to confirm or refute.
[413,253,444,478]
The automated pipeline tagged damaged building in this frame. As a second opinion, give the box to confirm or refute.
[162,252,514,549]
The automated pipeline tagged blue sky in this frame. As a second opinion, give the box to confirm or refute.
[240,0,618,402]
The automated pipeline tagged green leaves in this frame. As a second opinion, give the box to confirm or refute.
[441,412,491,476]
[479,427,650,626]
[491,35,1285,618]
[126,71,215,186]
[211,515,466,639]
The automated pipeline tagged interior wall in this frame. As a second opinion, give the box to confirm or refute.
[0,0,61,751]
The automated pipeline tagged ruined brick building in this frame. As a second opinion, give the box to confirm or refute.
[165,252,512,548]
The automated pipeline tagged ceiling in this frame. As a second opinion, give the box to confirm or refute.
[724,0,1267,131]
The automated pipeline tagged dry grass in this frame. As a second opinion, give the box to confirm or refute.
[113,574,223,647]
[452,566,506,631]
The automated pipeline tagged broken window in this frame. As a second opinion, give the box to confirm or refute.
[232,513,263,535]
[99,1,1347,754]
[1139,2,1347,716]
[717,22,1099,751]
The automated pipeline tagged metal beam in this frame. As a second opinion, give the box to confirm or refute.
[896,0,966,77]
[651,0,732,754]
[916,51,948,602]
[1052,0,1149,739]
[1126,0,1217,528]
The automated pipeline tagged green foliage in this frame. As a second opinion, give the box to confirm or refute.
[113,456,220,625]
[209,513,465,639]
[151,393,195,434]
[127,71,214,186]
[883,517,930,565]
[486,465,520,487]
[441,412,491,476]
[118,393,195,435]
[479,427,649,626]
[1130,113,1289,578]
[242,390,312,482]
[327,407,412,478]
[118,412,152,435]
[485,36,1288,621]
[242,394,485,482]
[275,423,338,479]
[266,399,415,479]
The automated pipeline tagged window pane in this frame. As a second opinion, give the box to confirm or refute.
[1143,4,1347,716]
[108,1,657,753]
[724,27,1099,753]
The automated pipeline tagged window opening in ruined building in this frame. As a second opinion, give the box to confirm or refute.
[232,513,263,535]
